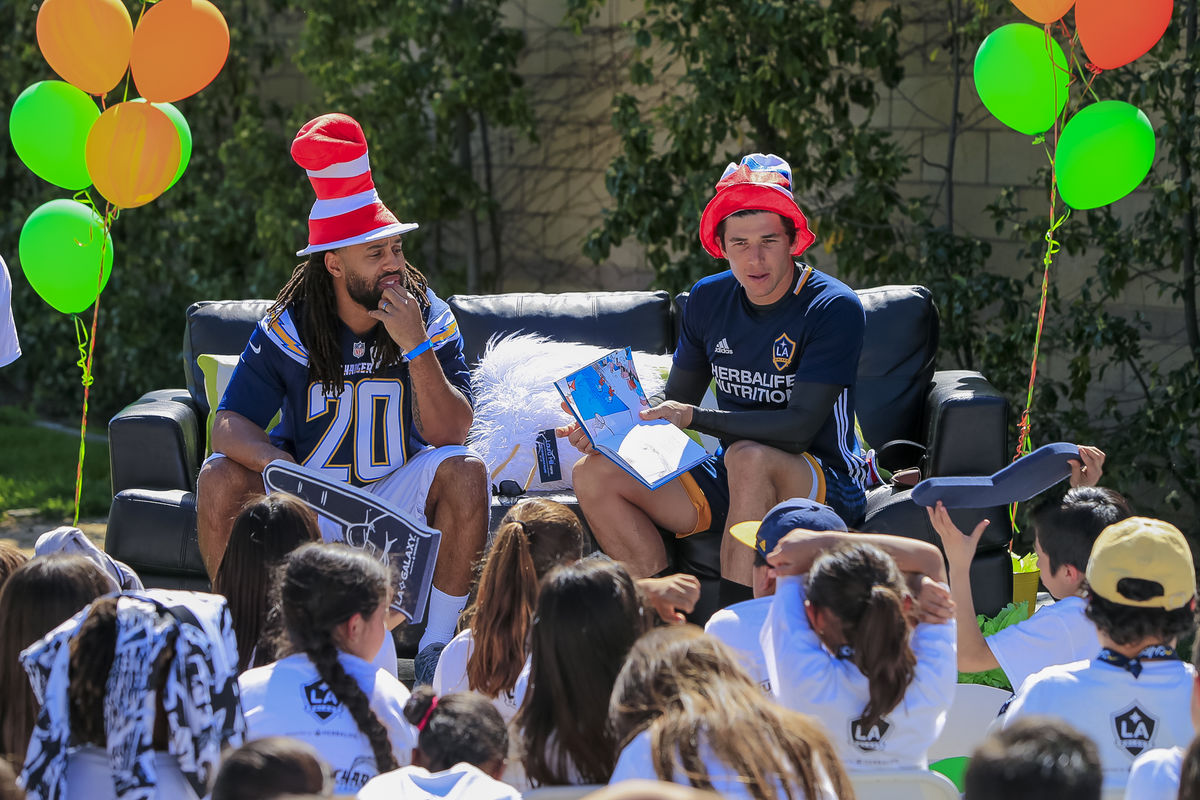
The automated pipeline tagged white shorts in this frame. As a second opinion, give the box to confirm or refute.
[205,444,479,539]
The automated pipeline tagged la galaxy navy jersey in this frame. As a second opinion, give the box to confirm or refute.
[219,289,470,487]
[675,263,868,484]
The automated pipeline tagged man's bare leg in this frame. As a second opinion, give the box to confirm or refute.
[721,441,816,586]
[414,453,489,658]
[572,453,699,578]
[195,456,264,579]
[423,454,489,595]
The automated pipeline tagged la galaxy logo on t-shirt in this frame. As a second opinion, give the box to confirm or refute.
[303,679,343,721]
[849,716,891,752]
[771,333,796,371]
[1112,703,1157,757]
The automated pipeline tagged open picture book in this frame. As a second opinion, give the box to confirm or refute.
[554,346,709,490]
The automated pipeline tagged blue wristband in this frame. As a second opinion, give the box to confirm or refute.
[404,338,433,362]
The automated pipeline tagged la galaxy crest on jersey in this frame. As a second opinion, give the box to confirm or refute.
[1112,703,1158,757]
[849,715,892,752]
[303,678,342,721]
[772,332,796,371]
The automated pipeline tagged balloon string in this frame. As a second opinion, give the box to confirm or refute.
[71,204,113,525]
[119,1,149,104]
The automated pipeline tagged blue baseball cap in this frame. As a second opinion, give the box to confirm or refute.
[729,498,848,559]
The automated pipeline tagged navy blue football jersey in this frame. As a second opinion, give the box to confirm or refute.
[219,289,470,487]
[675,263,867,484]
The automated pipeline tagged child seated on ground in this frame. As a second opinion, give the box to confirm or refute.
[764,529,957,770]
[608,625,853,799]
[211,737,332,800]
[212,493,321,672]
[1124,642,1200,799]
[0,555,112,770]
[433,499,585,722]
[514,558,650,787]
[965,717,1101,800]
[704,498,847,693]
[358,687,518,800]
[929,447,1127,689]
[238,543,417,795]
[1000,517,1198,792]
[19,590,243,800]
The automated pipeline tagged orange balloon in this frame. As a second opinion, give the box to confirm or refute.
[85,102,181,208]
[1077,0,1173,70]
[36,0,133,95]
[130,0,230,103]
[1011,0,1075,23]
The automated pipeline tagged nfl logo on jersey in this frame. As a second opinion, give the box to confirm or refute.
[1112,704,1157,757]
[353,340,366,359]
[772,333,796,371]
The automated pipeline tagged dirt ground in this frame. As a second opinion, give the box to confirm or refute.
[0,512,107,556]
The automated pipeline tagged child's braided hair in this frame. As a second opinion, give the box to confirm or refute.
[279,543,398,774]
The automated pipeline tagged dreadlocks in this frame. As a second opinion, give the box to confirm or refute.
[270,251,432,397]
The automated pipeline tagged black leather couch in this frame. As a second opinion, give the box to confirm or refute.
[106,285,1014,615]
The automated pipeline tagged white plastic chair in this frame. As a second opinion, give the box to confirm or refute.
[522,785,605,800]
[850,769,961,800]
[927,683,1013,762]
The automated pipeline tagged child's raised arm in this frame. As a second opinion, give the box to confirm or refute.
[927,501,998,673]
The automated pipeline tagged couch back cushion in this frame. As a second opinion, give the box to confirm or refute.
[854,286,938,449]
[673,284,937,450]
[448,291,675,366]
[184,299,273,417]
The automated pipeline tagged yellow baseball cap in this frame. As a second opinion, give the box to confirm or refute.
[1086,517,1196,610]
[730,498,847,558]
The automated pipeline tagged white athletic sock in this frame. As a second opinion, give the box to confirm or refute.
[419,587,467,652]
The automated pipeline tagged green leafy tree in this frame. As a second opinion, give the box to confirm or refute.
[291,0,538,291]
[988,0,1200,518]
[1,0,301,424]
[565,0,908,293]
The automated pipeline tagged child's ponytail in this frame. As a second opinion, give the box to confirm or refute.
[807,543,918,729]
[851,583,917,729]
[467,520,538,697]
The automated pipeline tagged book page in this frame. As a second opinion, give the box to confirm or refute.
[555,347,651,447]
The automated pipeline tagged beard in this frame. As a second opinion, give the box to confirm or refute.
[345,269,401,312]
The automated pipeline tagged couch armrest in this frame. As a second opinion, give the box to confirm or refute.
[923,370,1008,478]
[108,389,200,495]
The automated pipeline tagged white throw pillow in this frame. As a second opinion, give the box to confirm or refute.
[467,334,674,491]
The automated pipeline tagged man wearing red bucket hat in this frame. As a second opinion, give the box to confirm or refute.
[197,113,486,666]
[563,154,867,610]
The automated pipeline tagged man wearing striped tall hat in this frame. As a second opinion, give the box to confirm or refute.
[197,113,486,671]
[561,154,868,617]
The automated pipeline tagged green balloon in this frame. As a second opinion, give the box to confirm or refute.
[18,200,115,314]
[974,24,1069,135]
[1055,101,1155,210]
[132,98,192,190]
[8,81,100,190]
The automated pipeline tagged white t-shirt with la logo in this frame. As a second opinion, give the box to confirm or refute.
[239,652,417,794]
[763,576,958,770]
[704,596,773,693]
[1001,656,1196,791]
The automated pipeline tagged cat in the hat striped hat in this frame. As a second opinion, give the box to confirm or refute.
[200,113,485,683]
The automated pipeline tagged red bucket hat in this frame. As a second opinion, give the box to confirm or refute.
[698,153,816,259]
[291,113,418,257]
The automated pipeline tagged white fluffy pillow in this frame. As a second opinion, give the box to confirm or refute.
[467,334,673,491]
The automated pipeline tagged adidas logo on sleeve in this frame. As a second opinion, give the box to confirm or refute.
[714,338,734,355]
